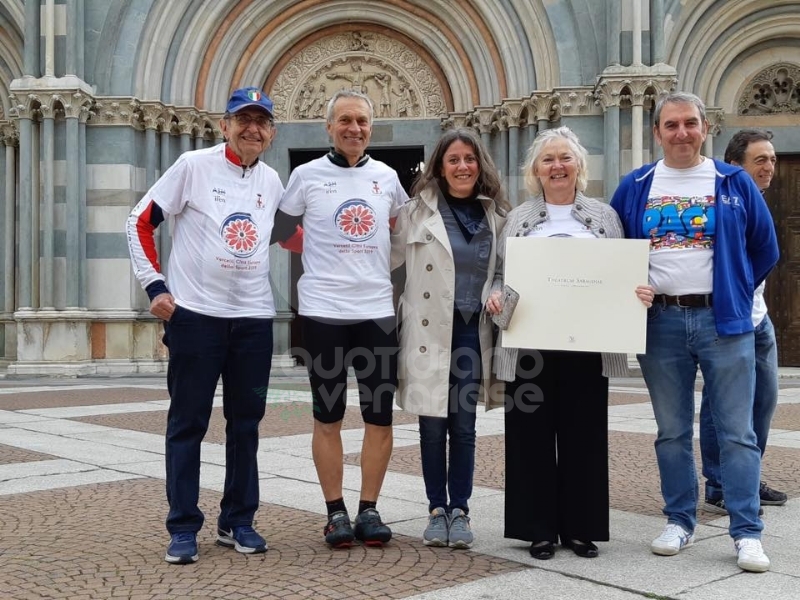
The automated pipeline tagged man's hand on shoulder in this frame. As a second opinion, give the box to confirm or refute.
[150,293,176,321]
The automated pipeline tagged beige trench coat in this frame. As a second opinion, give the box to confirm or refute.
[390,186,506,417]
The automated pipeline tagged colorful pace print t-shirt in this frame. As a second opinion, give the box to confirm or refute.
[643,158,716,295]
[279,155,409,319]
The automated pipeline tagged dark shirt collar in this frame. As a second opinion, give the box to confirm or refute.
[327,148,370,168]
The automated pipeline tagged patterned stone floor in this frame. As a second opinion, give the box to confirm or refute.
[2,372,800,599]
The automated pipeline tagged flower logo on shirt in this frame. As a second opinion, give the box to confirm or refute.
[220,212,260,257]
[334,199,377,241]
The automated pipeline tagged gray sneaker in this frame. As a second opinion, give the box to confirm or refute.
[448,508,473,549]
[423,507,448,547]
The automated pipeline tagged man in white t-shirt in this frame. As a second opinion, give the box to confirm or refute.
[700,129,785,512]
[276,89,408,549]
[127,87,284,564]
[611,92,779,573]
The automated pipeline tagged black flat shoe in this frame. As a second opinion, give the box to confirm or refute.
[562,539,598,558]
[529,541,555,560]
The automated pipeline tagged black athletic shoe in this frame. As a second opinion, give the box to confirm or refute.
[759,481,787,506]
[354,508,392,547]
[324,511,355,548]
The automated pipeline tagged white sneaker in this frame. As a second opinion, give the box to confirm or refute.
[651,523,695,556]
[735,538,770,572]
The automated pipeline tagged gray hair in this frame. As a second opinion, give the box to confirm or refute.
[653,91,707,126]
[326,89,374,123]
[522,126,588,195]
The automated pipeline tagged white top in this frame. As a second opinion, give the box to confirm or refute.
[279,155,409,319]
[752,281,767,327]
[127,144,284,318]
[646,158,716,295]
[525,203,595,238]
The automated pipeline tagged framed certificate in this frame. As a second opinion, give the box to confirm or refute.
[501,237,650,353]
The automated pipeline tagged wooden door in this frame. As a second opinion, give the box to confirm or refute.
[764,155,800,366]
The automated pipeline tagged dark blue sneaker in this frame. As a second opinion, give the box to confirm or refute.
[217,525,268,554]
[354,508,392,547]
[165,532,199,564]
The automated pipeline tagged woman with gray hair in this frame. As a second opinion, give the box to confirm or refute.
[486,126,653,560]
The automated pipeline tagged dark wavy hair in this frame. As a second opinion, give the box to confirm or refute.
[412,127,509,211]
[724,128,773,165]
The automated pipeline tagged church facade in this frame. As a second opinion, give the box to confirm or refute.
[0,0,799,374]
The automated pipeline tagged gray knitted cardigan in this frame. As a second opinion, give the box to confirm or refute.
[491,192,630,381]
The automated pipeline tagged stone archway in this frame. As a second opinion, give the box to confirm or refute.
[268,30,449,121]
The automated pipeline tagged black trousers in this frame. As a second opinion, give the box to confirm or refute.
[504,350,609,543]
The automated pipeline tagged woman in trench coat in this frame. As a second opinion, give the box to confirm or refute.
[391,128,509,549]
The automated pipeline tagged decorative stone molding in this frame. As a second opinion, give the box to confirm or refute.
[473,106,496,135]
[61,91,94,119]
[270,31,446,120]
[140,102,167,131]
[93,97,142,128]
[502,99,524,128]
[1,121,19,146]
[553,87,601,117]
[738,63,800,115]
[525,92,559,124]
[175,108,201,136]
[594,63,678,111]
[706,107,725,136]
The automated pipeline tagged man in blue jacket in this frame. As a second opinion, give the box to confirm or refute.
[610,92,779,573]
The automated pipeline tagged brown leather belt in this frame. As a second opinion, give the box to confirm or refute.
[654,294,713,308]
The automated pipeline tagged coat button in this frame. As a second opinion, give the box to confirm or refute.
[585,217,592,224]
[599,227,605,234]
[426,234,432,241]
[522,222,529,227]
[426,264,433,271]
[422,319,429,326]
[576,204,583,210]
[539,211,546,217]
[420,346,427,353]
[423,292,430,299]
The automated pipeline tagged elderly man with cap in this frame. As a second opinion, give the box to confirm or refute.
[127,87,284,564]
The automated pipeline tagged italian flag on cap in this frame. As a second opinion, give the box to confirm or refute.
[248,90,262,101]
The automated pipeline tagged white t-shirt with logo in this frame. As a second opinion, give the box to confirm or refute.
[645,158,716,295]
[525,203,595,238]
[279,155,409,319]
[141,144,284,318]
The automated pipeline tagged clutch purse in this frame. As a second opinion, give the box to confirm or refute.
[491,284,520,330]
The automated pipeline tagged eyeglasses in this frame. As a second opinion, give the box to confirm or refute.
[230,113,274,128]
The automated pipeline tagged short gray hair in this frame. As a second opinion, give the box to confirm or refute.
[522,126,589,196]
[653,91,707,126]
[326,89,374,123]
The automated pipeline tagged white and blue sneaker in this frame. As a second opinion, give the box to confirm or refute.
[735,538,770,572]
[651,523,694,556]
[217,525,268,554]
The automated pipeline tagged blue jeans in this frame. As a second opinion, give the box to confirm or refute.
[637,304,762,540]
[163,306,273,534]
[419,312,481,514]
[700,314,779,499]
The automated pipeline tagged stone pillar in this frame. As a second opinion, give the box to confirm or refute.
[529,92,557,137]
[632,0,643,66]
[630,82,649,169]
[44,0,55,77]
[65,0,77,75]
[595,80,624,196]
[24,0,40,76]
[496,111,509,193]
[40,98,56,308]
[17,113,33,308]
[63,95,90,308]
[607,0,621,66]
[705,108,725,158]
[503,100,524,205]
[159,116,174,266]
[79,106,89,307]
[650,0,666,64]
[474,107,495,150]
[3,126,17,314]
[177,110,196,156]
[141,104,163,189]
[77,0,85,79]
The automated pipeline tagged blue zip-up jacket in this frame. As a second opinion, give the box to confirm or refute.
[610,159,779,336]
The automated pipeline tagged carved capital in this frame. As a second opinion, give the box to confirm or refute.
[552,87,601,117]
[501,99,524,128]
[140,102,167,131]
[705,107,725,136]
[9,92,40,119]
[61,90,94,119]
[93,97,142,128]
[441,111,470,130]
[175,108,200,136]
[526,92,558,124]
[1,122,19,146]
[473,106,496,134]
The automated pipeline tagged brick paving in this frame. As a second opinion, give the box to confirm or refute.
[2,377,800,599]
[0,479,524,600]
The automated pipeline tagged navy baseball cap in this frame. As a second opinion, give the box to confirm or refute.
[226,87,274,116]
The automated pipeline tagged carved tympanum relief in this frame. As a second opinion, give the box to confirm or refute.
[738,63,800,115]
[270,32,447,120]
